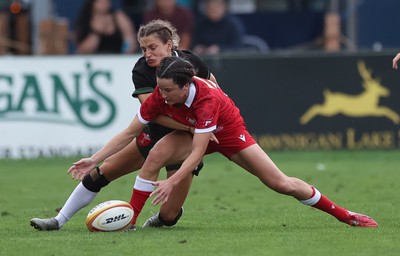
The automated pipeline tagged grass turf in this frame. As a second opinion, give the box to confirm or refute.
[0,150,399,256]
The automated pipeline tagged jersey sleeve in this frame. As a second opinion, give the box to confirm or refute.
[138,86,162,123]
[132,71,154,98]
[131,58,156,98]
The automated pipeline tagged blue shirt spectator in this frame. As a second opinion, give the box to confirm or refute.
[143,0,194,50]
[192,0,245,55]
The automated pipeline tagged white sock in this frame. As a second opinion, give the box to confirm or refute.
[55,182,97,227]
[133,176,155,192]
[299,187,321,206]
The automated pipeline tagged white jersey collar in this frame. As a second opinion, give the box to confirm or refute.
[185,82,196,107]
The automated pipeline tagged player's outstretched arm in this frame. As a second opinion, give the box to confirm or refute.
[392,53,400,69]
[68,116,145,180]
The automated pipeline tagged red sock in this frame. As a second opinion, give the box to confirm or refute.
[129,189,151,225]
[302,187,349,222]
[313,195,349,222]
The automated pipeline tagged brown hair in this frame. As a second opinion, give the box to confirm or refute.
[137,19,180,50]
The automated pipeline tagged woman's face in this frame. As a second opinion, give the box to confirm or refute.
[139,34,173,67]
[156,0,176,14]
[156,78,189,106]
[93,0,111,13]
[206,1,226,22]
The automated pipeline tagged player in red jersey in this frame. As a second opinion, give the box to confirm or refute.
[70,56,378,228]
[30,20,215,231]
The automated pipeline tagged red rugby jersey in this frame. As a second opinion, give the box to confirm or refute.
[138,76,245,136]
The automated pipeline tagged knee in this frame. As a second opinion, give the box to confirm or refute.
[96,159,118,181]
[146,147,168,168]
[268,177,297,196]
[82,167,110,192]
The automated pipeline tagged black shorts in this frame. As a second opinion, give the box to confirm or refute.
[136,125,203,175]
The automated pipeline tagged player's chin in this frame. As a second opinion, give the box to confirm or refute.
[146,59,158,67]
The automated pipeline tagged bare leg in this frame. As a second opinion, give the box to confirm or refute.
[159,170,193,222]
[230,144,312,200]
[230,144,377,227]
[100,140,145,181]
[131,131,193,225]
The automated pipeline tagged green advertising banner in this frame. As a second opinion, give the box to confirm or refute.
[0,55,141,159]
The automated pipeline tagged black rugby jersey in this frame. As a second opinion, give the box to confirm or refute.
[131,50,211,139]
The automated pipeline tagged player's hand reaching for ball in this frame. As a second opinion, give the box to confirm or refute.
[67,158,97,181]
[150,179,175,206]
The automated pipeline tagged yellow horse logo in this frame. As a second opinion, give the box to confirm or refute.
[300,61,400,125]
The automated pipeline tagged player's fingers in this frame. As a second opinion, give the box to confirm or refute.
[73,159,82,165]
[72,170,81,180]
[151,195,162,205]
[150,189,158,198]
[67,165,75,174]
[78,173,85,181]
[392,54,400,69]
[71,170,78,180]
[162,195,169,204]
[151,190,166,205]
[213,136,219,144]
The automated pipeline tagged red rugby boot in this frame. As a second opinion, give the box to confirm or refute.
[345,211,378,227]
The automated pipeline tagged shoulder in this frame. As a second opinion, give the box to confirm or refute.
[178,50,197,60]
[177,50,210,79]
[192,78,219,109]
[115,10,132,25]
[193,76,216,89]
[178,50,202,66]
[132,57,157,87]
[193,77,213,96]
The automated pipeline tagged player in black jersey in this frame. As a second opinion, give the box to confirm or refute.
[126,20,217,227]
[30,19,217,231]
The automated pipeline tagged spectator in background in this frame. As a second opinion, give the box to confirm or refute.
[143,0,194,50]
[75,0,137,54]
[0,0,31,55]
[192,0,245,55]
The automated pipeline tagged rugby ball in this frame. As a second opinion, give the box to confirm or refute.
[86,200,134,232]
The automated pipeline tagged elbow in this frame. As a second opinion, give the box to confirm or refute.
[125,131,137,142]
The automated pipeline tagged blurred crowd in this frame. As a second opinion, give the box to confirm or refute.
[0,0,341,56]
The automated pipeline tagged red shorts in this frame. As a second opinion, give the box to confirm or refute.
[205,127,256,159]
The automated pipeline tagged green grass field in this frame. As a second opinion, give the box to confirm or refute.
[1,150,399,256]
